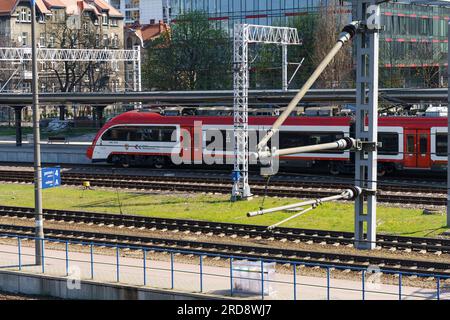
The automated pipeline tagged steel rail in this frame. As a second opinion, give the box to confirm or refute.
[0,205,448,254]
[0,170,446,206]
[0,224,448,277]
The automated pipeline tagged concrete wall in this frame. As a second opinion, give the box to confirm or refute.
[0,270,221,300]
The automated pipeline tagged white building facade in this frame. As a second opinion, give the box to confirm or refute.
[107,0,171,25]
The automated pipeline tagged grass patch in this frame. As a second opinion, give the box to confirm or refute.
[0,183,447,237]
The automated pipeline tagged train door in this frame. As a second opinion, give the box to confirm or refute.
[417,129,430,168]
[404,129,431,168]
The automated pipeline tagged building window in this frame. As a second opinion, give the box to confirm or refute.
[111,18,118,27]
[19,8,31,22]
[103,34,109,47]
[20,32,28,46]
[48,34,55,48]
[39,33,46,47]
[103,14,109,26]
[83,21,89,35]
[112,34,119,48]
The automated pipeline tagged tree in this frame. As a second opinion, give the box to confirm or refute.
[41,14,118,93]
[408,41,441,88]
[248,14,317,90]
[379,40,406,88]
[143,11,232,90]
[312,0,353,88]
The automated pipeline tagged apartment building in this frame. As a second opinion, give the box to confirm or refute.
[0,0,126,93]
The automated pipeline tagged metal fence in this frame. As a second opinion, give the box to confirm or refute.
[0,233,449,300]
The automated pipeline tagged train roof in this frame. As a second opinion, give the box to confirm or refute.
[107,110,448,125]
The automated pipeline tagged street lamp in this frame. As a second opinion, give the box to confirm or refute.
[30,0,44,265]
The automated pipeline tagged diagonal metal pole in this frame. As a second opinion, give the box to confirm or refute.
[31,0,44,265]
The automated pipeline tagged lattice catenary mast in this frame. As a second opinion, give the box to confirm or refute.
[0,47,141,92]
[231,24,301,201]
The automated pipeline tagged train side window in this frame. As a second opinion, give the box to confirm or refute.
[406,135,415,153]
[436,133,447,156]
[159,127,176,142]
[378,132,399,155]
[278,131,344,153]
[127,127,141,141]
[419,134,427,155]
[140,128,160,141]
[102,127,128,141]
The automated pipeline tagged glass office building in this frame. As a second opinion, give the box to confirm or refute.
[169,0,450,87]
[170,0,329,28]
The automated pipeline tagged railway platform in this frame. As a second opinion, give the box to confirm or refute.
[0,238,448,300]
[0,143,90,164]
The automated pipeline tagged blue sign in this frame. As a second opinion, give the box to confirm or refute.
[231,170,241,182]
[41,167,61,189]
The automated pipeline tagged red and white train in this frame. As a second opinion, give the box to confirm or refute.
[87,110,448,175]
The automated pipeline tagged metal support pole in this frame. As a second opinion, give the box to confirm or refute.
[18,237,22,271]
[231,24,300,201]
[137,47,142,92]
[143,250,147,286]
[282,44,288,91]
[116,246,120,282]
[41,239,45,273]
[31,0,44,266]
[293,264,297,300]
[353,0,380,250]
[260,260,264,300]
[90,243,94,279]
[230,257,233,296]
[199,255,203,293]
[326,267,330,300]
[362,270,365,300]
[447,20,450,228]
[232,24,251,200]
[132,45,142,110]
[399,273,402,300]
[65,241,69,276]
[170,252,174,289]
[437,277,440,300]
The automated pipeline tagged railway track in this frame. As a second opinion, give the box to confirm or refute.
[0,223,449,278]
[0,205,449,254]
[0,170,446,206]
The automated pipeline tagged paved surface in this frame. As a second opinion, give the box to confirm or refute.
[0,242,448,300]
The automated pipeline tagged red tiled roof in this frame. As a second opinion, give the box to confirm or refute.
[130,21,170,45]
[36,0,51,14]
[94,0,122,17]
[0,0,122,17]
[43,0,66,8]
[0,0,18,15]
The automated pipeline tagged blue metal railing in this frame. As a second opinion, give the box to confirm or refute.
[0,233,448,300]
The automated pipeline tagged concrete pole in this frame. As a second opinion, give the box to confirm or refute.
[31,0,44,265]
